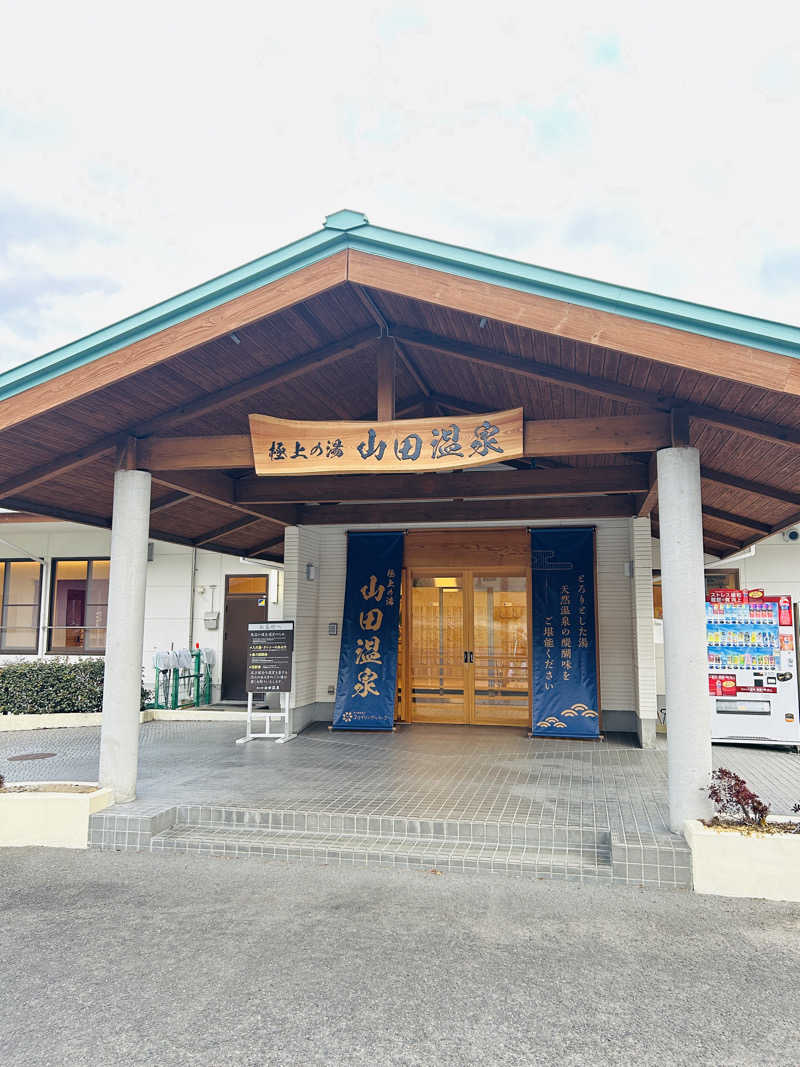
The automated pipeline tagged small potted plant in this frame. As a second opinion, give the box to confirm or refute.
[684,768,800,901]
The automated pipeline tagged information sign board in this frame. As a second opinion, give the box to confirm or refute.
[246,621,294,694]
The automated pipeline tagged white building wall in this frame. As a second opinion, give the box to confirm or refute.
[0,519,283,702]
[730,537,800,603]
[652,532,800,710]
[282,517,646,735]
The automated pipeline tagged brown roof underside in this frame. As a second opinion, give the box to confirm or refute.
[1,279,798,561]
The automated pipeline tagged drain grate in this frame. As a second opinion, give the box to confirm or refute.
[7,752,57,762]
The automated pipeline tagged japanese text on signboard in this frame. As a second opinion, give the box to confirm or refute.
[249,410,523,476]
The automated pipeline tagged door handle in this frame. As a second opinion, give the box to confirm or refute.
[469,651,474,664]
[464,650,469,664]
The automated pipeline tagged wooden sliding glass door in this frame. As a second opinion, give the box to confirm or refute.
[406,568,530,727]
[408,573,468,723]
[471,573,530,726]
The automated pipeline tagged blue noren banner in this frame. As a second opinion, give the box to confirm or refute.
[531,528,600,738]
[333,531,404,730]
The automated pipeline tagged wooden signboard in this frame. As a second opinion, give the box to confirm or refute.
[246,621,294,694]
[249,408,523,476]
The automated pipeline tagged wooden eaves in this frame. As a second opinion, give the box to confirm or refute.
[0,209,797,561]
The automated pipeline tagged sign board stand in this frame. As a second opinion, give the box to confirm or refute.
[235,621,296,745]
[236,690,296,745]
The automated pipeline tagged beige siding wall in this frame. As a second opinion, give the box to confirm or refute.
[282,526,321,712]
[630,516,657,741]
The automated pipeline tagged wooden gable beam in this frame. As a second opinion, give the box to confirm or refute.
[394,394,427,417]
[0,491,260,559]
[352,284,435,406]
[376,337,396,421]
[653,519,742,554]
[700,468,800,509]
[150,491,191,514]
[523,415,668,455]
[135,326,377,437]
[138,415,671,474]
[700,529,742,549]
[140,435,253,471]
[235,464,648,504]
[193,516,265,547]
[394,324,656,407]
[0,252,349,435]
[150,471,298,526]
[429,393,485,415]
[1,496,113,530]
[701,506,772,534]
[703,536,743,555]
[637,455,659,518]
[707,506,800,563]
[297,495,636,526]
[393,326,800,451]
[245,536,285,558]
[0,327,377,502]
[349,250,800,397]
[0,441,119,500]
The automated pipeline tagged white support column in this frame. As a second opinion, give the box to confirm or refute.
[657,446,712,832]
[98,469,151,803]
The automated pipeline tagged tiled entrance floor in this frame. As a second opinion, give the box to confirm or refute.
[3,720,798,888]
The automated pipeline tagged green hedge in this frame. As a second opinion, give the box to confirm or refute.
[0,658,149,715]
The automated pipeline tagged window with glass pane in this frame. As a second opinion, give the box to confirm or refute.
[0,560,42,652]
[226,575,268,595]
[50,559,110,653]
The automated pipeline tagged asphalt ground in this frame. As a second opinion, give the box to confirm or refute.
[2,848,799,1066]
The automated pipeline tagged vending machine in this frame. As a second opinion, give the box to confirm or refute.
[706,589,800,749]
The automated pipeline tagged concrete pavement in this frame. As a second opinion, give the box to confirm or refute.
[2,847,799,1066]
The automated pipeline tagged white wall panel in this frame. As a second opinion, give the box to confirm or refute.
[630,517,657,725]
[283,526,321,710]
[594,519,635,713]
[734,537,800,603]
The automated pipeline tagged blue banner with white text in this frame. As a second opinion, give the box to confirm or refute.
[531,528,600,738]
[333,531,404,730]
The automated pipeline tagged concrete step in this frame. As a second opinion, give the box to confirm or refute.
[149,823,614,878]
[173,803,612,851]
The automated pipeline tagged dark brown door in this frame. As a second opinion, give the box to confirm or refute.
[221,575,269,700]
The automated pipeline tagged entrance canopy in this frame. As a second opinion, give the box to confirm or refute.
[1,208,799,559]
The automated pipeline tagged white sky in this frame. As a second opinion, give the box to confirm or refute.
[1,0,799,373]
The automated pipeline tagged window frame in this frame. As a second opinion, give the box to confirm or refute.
[47,556,111,656]
[652,567,740,619]
[0,558,43,655]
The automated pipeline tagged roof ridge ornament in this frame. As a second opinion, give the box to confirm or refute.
[323,209,370,231]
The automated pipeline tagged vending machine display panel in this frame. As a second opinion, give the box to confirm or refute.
[707,590,800,749]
